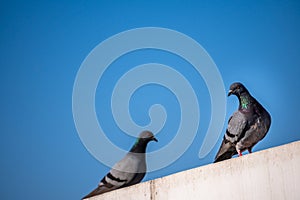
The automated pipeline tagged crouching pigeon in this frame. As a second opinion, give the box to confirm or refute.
[82,131,158,199]
[214,82,271,163]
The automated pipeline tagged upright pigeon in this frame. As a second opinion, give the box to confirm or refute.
[82,131,157,199]
[214,82,271,163]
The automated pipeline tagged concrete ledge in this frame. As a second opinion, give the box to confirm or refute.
[87,141,300,200]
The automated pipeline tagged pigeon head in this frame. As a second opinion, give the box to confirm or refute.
[228,82,249,97]
[130,131,157,153]
[138,130,158,143]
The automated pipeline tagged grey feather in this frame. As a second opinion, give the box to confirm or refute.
[225,111,247,143]
[214,82,271,163]
[83,131,157,199]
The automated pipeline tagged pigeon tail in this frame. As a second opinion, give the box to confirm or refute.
[83,131,157,199]
[214,140,237,163]
[82,186,102,199]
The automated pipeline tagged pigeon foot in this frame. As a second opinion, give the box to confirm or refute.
[248,148,252,153]
[238,150,243,157]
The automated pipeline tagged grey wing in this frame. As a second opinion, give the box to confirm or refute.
[116,153,146,187]
[225,111,248,144]
[214,112,247,163]
[236,110,271,151]
[109,152,146,184]
[82,169,132,199]
[122,172,146,187]
[108,153,141,185]
[82,154,141,199]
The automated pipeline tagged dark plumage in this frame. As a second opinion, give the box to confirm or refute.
[214,82,271,163]
[83,131,157,199]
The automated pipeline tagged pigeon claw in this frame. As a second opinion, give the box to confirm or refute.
[247,148,252,154]
[238,150,243,157]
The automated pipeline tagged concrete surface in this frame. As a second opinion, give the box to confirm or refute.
[86,141,300,200]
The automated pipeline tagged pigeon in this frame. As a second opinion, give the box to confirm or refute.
[82,130,158,199]
[214,82,271,163]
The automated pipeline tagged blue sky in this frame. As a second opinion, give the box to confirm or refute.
[1,0,300,199]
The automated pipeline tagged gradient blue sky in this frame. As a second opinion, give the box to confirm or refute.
[1,1,300,199]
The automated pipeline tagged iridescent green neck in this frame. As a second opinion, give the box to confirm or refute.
[133,138,139,147]
[240,95,250,109]
[130,138,147,153]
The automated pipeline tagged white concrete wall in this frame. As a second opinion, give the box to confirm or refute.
[87,141,300,200]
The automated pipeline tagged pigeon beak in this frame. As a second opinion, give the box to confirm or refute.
[152,137,158,142]
[228,90,233,96]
